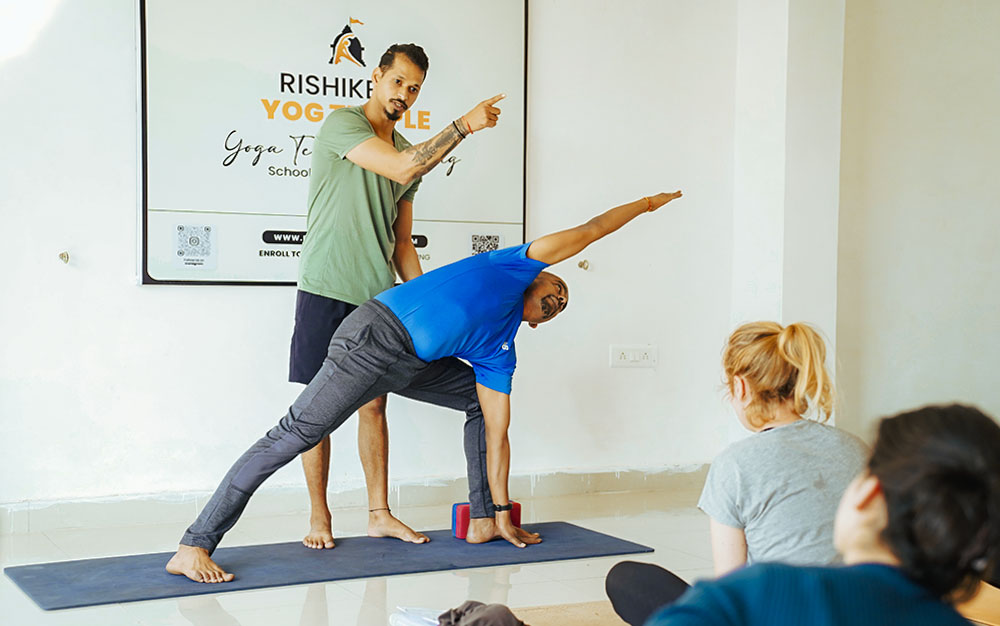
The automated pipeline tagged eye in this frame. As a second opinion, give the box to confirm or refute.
[395,79,401,84]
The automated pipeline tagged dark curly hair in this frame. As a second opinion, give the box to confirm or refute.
[869,404,1000,602]
[378,43,429,76]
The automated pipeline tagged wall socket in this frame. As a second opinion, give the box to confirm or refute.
[610,344,658,368]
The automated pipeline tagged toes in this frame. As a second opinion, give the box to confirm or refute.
[304,536,332,549]
[207,569,232,583]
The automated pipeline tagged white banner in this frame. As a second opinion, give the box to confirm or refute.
[140,0,526,284]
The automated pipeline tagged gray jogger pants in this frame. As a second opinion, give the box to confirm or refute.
[181,299,493,553]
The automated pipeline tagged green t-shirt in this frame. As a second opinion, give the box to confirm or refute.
[298,106,421,304]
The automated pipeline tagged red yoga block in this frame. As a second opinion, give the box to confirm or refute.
[451,502,521,539]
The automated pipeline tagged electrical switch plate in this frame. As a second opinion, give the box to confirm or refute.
[610,344,658,368]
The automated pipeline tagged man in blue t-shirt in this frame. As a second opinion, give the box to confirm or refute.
[166,191,684,583]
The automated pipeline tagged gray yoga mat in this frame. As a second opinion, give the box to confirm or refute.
[5,521,653,610]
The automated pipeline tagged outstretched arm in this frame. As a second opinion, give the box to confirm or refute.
[477,383,542,548]
[526,191,683,265]
[345,94,506,185]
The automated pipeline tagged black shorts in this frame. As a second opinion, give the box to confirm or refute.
[288,290,359,384]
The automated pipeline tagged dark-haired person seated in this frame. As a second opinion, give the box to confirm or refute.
[645,404,1000,626]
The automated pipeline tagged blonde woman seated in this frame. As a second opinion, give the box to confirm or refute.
[607,322,868,626]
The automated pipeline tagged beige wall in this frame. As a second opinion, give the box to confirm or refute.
[837,0,1000,438]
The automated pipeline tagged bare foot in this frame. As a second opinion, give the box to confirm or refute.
[466,517,541,548]
[166,545,234,583]
[368,510,429,543]
[303,512,335,549]
[466,517,501,544]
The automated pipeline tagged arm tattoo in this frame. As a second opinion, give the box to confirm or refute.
[403,123,465,178]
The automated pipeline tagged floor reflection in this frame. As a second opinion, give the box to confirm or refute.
[177,595,242,626]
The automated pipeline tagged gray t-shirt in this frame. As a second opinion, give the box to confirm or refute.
[698,419,869,566]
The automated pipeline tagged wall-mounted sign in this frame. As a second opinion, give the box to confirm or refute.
[140,0,526,284]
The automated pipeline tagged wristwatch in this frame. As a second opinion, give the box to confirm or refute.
[493,502,513,512]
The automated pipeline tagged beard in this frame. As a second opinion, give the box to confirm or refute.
[385,99,407,121]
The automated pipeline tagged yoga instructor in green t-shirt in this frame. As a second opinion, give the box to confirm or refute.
[290,43,505,550]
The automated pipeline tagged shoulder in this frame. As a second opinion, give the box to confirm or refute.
[722,561,800,582]
[713,562,822,597]
[806,421,871,457]
[714,433,766,466]
[701,439,754,499]
[702,439,754,492]
[322,106,370,132]
[488,242,548,270]
[648,564,801,626]
[704,562,822,596]
[487,242,531,262]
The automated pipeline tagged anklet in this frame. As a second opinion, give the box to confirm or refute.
[369,507,390,512]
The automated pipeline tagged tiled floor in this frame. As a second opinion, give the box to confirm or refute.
[1,490,714,625]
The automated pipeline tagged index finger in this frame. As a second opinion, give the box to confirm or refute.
[484,93,506,106]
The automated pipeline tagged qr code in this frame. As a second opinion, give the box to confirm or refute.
[470,233,502,255]
[175,224,216,269]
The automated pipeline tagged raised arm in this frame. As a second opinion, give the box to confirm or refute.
[345,94,505,185]
[526,191,683,265]
[476,383,542,548]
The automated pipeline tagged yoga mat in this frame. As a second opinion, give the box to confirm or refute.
[5,522,652,611]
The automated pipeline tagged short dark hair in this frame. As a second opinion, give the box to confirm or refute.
[869,404,1000,601]
[379,43,429,76]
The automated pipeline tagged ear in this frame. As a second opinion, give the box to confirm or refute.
[732,375,750,404]
[850,473,883,512]
[372,66,383,83]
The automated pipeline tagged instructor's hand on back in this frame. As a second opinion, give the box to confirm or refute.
[462,94,506,133]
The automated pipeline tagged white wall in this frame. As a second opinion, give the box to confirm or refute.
[837,0,1000,437]
[519,0,737,473]
[730,0,845,336]
[0,0,743,505]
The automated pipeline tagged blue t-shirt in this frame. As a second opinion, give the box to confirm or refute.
[647,563,968,626]
[375,243,548,394]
